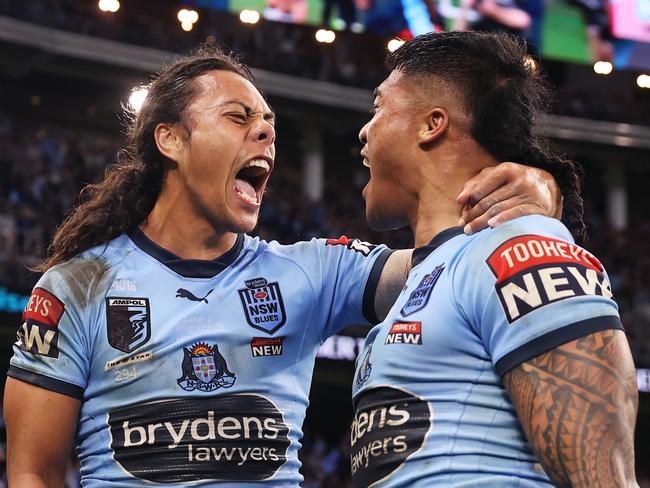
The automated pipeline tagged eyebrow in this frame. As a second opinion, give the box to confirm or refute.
[219,99,276,124]
[373,87,382,98]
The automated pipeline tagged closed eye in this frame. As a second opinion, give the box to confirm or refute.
[227,112,248,123]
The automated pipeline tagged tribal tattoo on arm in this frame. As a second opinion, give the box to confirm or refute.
[503,329,639,488]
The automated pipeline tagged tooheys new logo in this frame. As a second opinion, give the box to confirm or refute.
[350,387,431,488]
[486,235,612,322]
[109,395,290,482]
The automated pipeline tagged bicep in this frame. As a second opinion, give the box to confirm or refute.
[374,249,412,322]
[502,329,638,487]
[4,377,81,488]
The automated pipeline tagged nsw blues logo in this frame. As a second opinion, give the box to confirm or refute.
[238,277,287,334]
[177,342,236,392]
[400,264,444,317]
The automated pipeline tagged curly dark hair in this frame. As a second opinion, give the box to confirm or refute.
[387,31,586,243]
[35,45,253,271]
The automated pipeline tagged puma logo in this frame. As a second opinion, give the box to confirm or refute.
[175,288,214,304]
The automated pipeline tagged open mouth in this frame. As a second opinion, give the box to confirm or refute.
[234,159,271,206]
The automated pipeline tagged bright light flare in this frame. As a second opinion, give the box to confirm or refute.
[239,10,260,24]
[129,87,149,113]
[387,38,405,52]
[637,74,650,89]
[181,21,194,31]
[177,8,199,24]
[98,0,120,13]
[315,29,336,44]
[593,61,613,75]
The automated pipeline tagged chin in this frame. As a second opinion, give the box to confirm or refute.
[366,209,407,232]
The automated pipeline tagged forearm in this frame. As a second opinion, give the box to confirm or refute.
[503,330,638,487]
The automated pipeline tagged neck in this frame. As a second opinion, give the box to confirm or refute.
[141,192,238,261]
[411,187,464,248]
[410,145,496,248]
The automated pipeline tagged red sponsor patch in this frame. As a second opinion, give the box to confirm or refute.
[254,291,268,299]
[22,287,65,327]
[325,235,352,246]
[388,321,421,334]
[385,321,422,345]
[250,337,284,357]
[251,337,283,347]
[487,235,603,282]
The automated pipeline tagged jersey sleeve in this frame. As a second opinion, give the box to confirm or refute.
[283,237,392,341]
[7,265,92,400]
[452,215,623,378]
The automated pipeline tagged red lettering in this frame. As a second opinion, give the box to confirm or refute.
[487,235,603,282]
[22,288,65,327]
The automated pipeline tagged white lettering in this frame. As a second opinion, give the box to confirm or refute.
[539,267,574,301]
[21,323,55,355]
[191,411,215,441]
[501,273,542,321]
[166,419,190,449]
[123,421,147,447]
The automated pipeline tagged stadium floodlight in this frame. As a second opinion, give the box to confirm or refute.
[315,29,336,44]
[129,87,149,113]
[593,61,613,75]
[98,0,120,13]
[181,21,194,31]
[177,8,199,25]
[239,10,260,24]
[387,38,405,52]
[637,74,650,89]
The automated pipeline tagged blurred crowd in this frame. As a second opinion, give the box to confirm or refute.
[1,0,646,124]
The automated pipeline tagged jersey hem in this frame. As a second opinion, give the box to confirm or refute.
[495,315,623,377]
[7,365,84,400]
[363,249,393,324]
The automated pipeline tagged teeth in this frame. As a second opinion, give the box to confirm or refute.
[246,159,270,172]
[362,158,370,168]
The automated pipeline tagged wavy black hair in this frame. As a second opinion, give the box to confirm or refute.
[388,31,586,243]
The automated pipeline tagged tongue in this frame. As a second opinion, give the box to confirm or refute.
[235,178,257,200]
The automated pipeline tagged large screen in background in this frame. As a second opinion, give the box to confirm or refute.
[189,0,650,70]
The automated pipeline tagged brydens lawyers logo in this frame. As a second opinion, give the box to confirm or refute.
[238,278,286,334]
[250,337,284,357]
[105,297,151,353]
[385,321,422,345]
[400,265,444,317]
[108,394,290,482]
[177,342,236,392]
[17,287,65,358]
[486,235,612,323]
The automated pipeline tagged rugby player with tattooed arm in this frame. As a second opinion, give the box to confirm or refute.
[350,31,638,488]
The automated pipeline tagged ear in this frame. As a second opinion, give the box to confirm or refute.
[418,108,449,146]
[154,123,186,163]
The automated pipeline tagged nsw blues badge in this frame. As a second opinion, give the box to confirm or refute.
[400,264,444,317]
[238,277,287,334]
[177,342,236,392]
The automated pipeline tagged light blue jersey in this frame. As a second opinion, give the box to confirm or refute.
[351,215,622,487]
[9,230,391,487]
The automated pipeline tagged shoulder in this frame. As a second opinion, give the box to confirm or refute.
[454,215,579,269]
[37,235,129,310]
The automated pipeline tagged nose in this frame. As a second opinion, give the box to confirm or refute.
[358,121,369,145]
[252,118,276,146]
